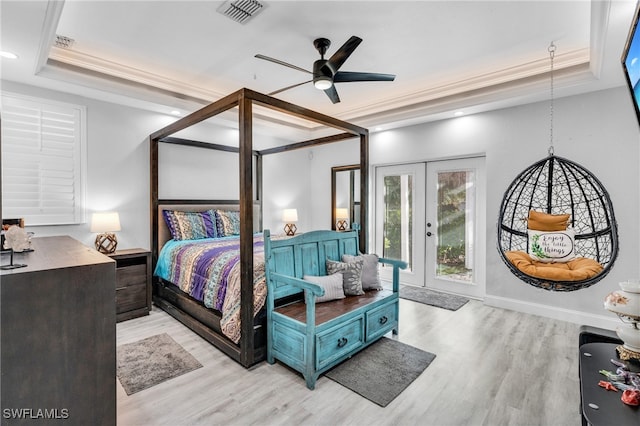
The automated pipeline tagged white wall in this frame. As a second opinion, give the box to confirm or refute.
[365,86,640,329]
[3,79,638,329]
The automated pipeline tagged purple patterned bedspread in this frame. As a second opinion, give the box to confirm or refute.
[154,234,267,344]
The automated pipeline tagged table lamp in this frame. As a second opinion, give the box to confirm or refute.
[91,212,121,254]
[282,209,298,236]
[336,208,349,231]
[604,280,640,362]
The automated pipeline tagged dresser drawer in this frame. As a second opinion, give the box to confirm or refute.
[316,316,364,370]
[366,300,397,341]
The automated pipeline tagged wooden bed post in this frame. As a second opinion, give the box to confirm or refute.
[238,90,255,367]
[150,136,159,268]
[360,132,369,253]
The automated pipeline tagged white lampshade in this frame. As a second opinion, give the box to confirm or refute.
[282,209,298,222]
[90,212,121,233]
[336,208,349,220]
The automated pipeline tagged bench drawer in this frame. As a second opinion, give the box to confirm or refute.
[316,316,364,370]
[366,300,397,341]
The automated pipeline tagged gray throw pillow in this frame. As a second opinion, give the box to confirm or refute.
[326,258,364,296]
[342,253,381,291]
[303,273,345,303]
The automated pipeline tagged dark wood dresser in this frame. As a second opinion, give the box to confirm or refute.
[109,248,151,322]
[0,236,116,425]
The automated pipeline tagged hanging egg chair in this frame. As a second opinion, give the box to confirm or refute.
[497,154,618,291]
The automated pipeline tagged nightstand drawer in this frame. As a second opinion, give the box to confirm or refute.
[116,283,147,314]
[115,264,147,289]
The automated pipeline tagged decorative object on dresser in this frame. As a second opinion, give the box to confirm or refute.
[604,280,640,362]
[0,225,30,270]
[0,236,116,425]
[91,211,121,253]
[282,208,298,236]
[109,248,152,322]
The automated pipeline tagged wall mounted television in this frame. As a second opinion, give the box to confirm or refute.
[622,1,640,126]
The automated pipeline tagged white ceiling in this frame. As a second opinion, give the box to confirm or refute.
[0,0,638,140]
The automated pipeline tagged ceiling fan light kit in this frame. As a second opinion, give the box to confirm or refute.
[256,35,395,103]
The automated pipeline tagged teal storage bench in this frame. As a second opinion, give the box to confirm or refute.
[263,228,407,390]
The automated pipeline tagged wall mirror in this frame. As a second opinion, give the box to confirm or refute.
[331,164,361,231]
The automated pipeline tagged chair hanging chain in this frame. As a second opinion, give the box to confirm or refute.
[548,42,556,156]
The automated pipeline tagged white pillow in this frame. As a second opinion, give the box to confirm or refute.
[527,229,576,263]
[303,273,345,303]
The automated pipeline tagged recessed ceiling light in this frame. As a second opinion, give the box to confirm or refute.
[454,111,464,117]
[0,51,18,59]
[170,110,181,116]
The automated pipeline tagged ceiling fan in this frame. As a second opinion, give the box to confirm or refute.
[255,36,395,104]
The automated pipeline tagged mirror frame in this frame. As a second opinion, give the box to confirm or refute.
[331,164,361,231]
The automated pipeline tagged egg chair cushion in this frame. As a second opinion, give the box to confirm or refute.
[527,210,570,231]
[505,251,603,282]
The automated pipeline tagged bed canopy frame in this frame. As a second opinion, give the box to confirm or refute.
[149,88,369,367]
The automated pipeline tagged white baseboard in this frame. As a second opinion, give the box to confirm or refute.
[484,294,621,331]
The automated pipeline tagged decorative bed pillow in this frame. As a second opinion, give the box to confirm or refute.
[528,228,576,263]
[326,258,364,296]
[342,253,382,290]
[528,210,570,231]
[162,209,218,240]
[303,273,345,303]
[215,210,241,236]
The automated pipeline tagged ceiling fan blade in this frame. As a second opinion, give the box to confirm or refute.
[267,80,312,96]
[324,85,341,104]
[255,54,312,74]
[325,36,362,73]
[333,71,396,83]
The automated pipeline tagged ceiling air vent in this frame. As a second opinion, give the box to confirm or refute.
[217,0,265,24]
[54,35,75,49]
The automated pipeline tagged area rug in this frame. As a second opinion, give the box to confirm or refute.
[116,333,202,395]
[400,285,469,311]
[325,337,436,407]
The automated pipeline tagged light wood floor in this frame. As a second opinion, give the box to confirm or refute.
[116,299,582,426]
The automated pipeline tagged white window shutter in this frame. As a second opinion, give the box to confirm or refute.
[1,93,87,226]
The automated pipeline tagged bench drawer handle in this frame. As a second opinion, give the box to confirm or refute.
[337,337,348,347]
[379,316,388,325]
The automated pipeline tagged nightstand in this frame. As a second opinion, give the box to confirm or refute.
[109,248,151,322]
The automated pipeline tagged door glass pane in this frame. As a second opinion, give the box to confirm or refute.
[436,170,474,282]
[383,174,413,270]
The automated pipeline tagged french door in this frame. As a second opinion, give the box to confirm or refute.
[374,163,425,286]
[374,157,485,299]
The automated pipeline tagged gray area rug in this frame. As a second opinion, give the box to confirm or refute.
[400,285,469,311]
[325,337,436,407]
[117,333,202,395]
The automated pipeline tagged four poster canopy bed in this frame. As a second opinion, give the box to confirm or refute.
[149,88,370,368]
